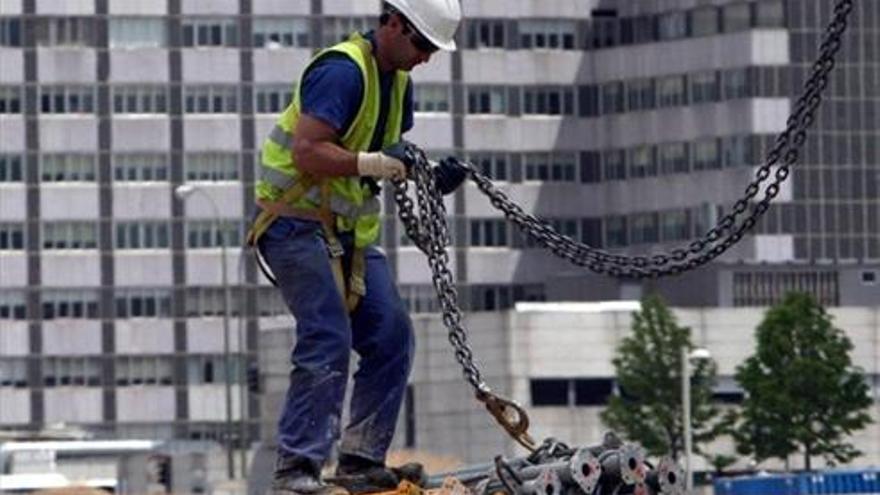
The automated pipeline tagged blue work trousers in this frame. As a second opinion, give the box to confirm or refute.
[257,216,415,467]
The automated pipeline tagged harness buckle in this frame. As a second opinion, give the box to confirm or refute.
[326,237,345,258]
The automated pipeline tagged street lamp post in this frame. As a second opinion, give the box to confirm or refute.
[681,346,712,494]
[175,184,236,480]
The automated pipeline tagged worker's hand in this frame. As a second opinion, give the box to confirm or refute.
[356,150,407,181]
[381,141,419,174]
[433,157,468,195]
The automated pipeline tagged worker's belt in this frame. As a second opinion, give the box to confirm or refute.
[247,169,366,313]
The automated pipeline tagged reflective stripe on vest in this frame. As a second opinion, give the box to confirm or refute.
[268,124,294,150]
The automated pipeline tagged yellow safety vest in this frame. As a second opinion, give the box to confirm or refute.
[248,32,409,311]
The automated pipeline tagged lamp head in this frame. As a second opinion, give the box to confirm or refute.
[688,348,712,361]
[174,184,196,200]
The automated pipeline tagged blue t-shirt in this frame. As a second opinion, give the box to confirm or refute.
[299,35,414,151]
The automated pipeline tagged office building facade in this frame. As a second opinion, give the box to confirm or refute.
[0,0,877,453]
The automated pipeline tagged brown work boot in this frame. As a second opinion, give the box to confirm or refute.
[270,456,349,495]
[328,454,427,494]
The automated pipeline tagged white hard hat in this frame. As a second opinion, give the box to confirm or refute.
[385,0,462,51]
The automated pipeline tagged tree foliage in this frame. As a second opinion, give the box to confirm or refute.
[601,295,733,460]
[734,292,873,470]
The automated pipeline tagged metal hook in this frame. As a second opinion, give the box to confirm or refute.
[477,389,537,452]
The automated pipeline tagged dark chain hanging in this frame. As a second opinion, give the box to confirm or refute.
[392,0,852,447]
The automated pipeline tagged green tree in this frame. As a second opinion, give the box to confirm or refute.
[734,292,872,470]
[601,295,733,460]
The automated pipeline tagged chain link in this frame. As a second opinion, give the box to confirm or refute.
[391,0,851,447]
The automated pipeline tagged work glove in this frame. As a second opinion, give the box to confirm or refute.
[432,156,468,195]
[356,141,417,181]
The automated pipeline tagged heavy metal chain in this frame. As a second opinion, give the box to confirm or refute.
[465,0,853,279]
[393,149,537,450]
[391,0,851,447]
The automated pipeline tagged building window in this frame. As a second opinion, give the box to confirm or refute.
[114,153,170,182]
[658,11,688,40]
[42,222,98,250]
[523,86,575,115]
[693,138,721,171]
[524,152,576,182]
[469,285,512,311]
[186,355,241,385]
[321,17,371,46]
[115,221,170,249]
[722,3,752,33]
[531,379,569,406]
[722,135,753,167]
[0,18,22,47]
[255,286,290,316]
[629,146,656,179]
[0,154,23,182]
[0,86,22,114]
[469,219,508,247]
[580,151,601,184]
[722,68,751,100]
[601,82,624,114]
[113,85,168,114]
[754,0,785,28]
[733,271,839,307]
[116,356,174,386]
[35,17,96,46]
[186,220,243,248]
[400,285,441,314]
[602,149,626,181]
[690,71,720,104]
[253,17,310,48]
[713,391,745,404]
[184,85,239,113]
[0,223,25,250]
[691,6,720,37]
[659,142,688,175]
[40,86,96,114]
[41,289,100,320]
[0,291,26,320]
[657,75,687,107]
[40,154,97,182]
[519,20,576,50]
[468,284,544,311]
[185,152,240,181]
[413,85,450,113]
[109,18,167,48]
[182,18,239,47]
[661,209,690,242]
[467,86,507,114]
[466,19,505,49]
[605,216,628,248]
[185,287,243,317]
[630,213,659,244]
[0,358,28,388]
[255,84,293,114]
[115,289,173,318]
[43,357,102,387]
[578,218,602,247]
[575,378,614,406]
[625,79,655,112]
[588,17,619,49]
[467,152,509,182]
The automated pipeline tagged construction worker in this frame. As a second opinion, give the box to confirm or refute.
[250,1,465,494]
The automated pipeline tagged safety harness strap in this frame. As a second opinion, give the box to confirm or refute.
[248,174,365,313]
[318,182,366,312]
